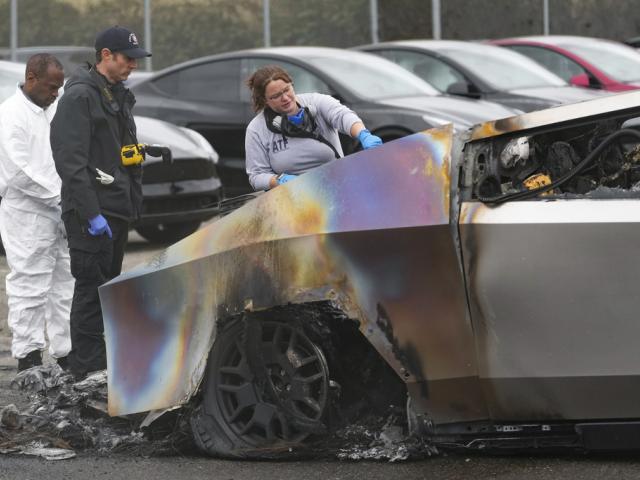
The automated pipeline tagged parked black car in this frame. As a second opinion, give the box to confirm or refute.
[357,40,608,113]
[133,116,222,243]
[130,47,520,197]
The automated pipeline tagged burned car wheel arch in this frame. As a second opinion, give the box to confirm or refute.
[189,303,414,458]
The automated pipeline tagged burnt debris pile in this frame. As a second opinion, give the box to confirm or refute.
[0,361,434,461]
[0,365,195,460]
[0,308,436,461]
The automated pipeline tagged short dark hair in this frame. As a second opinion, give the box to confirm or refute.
[25,53,63,78]
[246,64,293,112]
[95,49,131,64]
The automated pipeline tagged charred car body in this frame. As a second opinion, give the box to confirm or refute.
[100,91,640,456]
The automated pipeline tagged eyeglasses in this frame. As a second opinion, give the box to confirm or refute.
[267,84,293,102]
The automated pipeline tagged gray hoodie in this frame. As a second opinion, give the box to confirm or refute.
[245,93,361,191]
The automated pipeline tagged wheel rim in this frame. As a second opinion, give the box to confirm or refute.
[214,321,329,445]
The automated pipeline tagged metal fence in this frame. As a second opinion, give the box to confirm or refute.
[2,0,639,71]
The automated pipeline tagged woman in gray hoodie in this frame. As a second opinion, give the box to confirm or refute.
[244,64,382,191]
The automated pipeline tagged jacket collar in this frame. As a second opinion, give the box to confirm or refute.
[16,83,48,114]
[89,68,122,115]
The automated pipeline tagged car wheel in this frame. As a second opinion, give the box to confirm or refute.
[134,220,201,244]
[191,318,331,458]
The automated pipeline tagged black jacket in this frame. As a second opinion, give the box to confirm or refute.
[51,65,142,222]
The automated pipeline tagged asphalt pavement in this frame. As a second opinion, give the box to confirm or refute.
[2,233,640,479]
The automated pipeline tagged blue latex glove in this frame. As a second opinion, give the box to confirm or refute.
[287,108,305,126]
[357,129,383,150]
[88,214,113,238]
[277,173,297,185]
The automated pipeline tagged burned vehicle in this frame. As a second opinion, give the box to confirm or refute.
[100,91,640,456]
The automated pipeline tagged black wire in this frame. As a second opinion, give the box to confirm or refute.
[479,129,640,205]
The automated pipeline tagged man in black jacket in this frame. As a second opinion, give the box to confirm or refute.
[50,26,151,379]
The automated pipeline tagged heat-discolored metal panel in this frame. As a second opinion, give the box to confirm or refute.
[460,199,640,421]
[470,90,640,141]
[101,126,484,421]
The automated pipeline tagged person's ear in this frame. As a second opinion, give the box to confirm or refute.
[25,70,37,83]
[100,48,112,62]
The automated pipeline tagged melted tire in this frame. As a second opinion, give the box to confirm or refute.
[190,319,330,458]
[191,404,240,458]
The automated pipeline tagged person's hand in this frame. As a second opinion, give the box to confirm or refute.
[277,173,297,185]
[88,214,112,238]
[357,129,383,150]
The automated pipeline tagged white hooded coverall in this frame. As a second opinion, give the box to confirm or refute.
[0,85,74,359]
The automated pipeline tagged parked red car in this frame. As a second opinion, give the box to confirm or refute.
[491,36,640,92]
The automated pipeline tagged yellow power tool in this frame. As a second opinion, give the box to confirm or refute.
[121,144,173,166]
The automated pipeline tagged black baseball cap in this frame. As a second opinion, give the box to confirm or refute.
[95,25,151,58]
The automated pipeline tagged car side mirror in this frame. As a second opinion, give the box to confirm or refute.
[569,73,592,88]
[446,81,481,99]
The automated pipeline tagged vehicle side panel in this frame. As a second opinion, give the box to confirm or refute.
[460,200,640,420]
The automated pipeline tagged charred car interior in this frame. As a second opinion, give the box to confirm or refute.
[466,113,640,203]
[99,90,640,458]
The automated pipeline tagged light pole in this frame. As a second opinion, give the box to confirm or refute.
[543,0,550,35]
[263,0,271,47]
[144,0,152,71]
[10,0,18,62]
[370,0,379,44]
[432,0,441,40]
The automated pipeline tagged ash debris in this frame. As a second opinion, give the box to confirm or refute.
[0,363,436,461]
[0,364,195,460]
[334,413,438,462]
[231,410,438,462]
[0,311,438,462]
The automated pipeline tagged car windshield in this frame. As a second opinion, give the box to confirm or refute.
[558,40,640,83]
[440,47,567,90]
[0,66,22,103]
[304,54,439,99]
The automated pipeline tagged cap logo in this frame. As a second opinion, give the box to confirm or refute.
[129,33,139,46]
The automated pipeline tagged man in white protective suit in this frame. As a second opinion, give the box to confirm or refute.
[0,53,73,372]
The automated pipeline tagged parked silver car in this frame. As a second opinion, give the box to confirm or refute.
[358,40,609,112]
